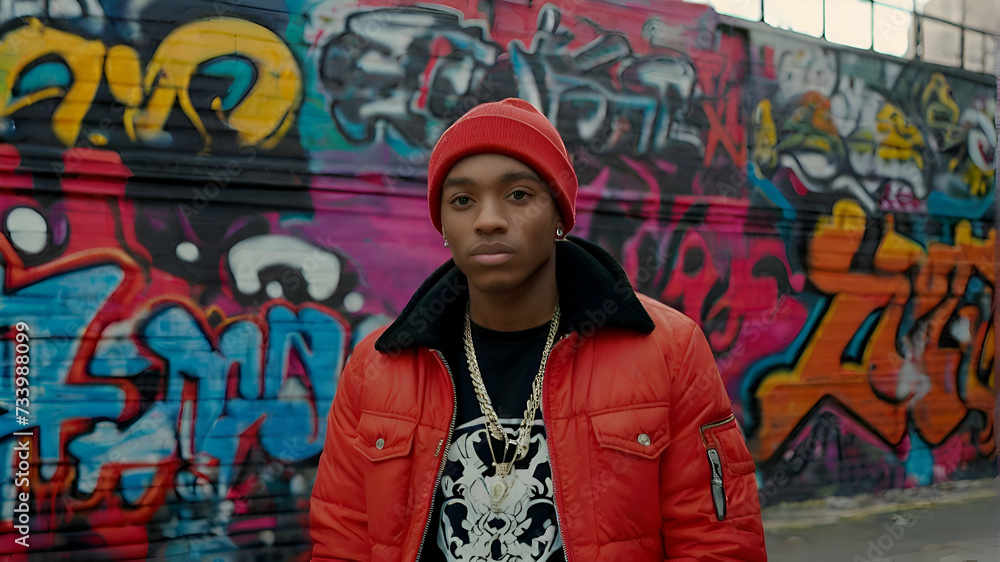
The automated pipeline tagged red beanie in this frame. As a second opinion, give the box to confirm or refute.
[427,98,578,234]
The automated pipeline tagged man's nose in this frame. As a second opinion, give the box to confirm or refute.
[473,199,508,234]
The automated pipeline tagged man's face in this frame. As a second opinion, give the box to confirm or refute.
[440,153,563,296]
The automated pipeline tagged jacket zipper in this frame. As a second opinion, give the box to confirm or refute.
[706,448,727,521]
[542,334,574,562]
[698,413,735,522]
[414,350,457,562]
[698,413,736,445]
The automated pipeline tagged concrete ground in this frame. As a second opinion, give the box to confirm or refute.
[762,479,998,561]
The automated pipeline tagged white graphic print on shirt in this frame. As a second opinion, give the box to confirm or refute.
[436,417,562,561]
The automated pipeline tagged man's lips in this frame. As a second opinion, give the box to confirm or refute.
[470,242,515,266]
[471,253,514,266]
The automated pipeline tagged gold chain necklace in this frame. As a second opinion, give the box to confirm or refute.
[463,302,560,513]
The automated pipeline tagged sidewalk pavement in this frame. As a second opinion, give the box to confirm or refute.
[762,478,998,561]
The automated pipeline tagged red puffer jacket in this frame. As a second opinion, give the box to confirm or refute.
[311,238,767,561]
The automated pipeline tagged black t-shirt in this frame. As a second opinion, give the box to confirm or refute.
[422,320,567,562]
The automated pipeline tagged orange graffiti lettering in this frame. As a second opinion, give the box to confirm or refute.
[756,199,995,458]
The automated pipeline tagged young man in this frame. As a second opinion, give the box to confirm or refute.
[310,98,767,561]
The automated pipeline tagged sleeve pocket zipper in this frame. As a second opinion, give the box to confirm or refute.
[706,447,727,521]
[699,414,735,522]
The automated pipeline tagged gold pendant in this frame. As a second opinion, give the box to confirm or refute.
[489,480,508,513]
[489,462,514,513]
[494,460,511,478]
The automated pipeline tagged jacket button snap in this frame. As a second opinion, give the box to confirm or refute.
[637,433,651,447]
[375,438,385,450]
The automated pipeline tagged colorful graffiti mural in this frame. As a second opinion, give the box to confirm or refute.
[0,0,994,558]
[1,17,301,153]
[741,34,996,498]
[0,145,365,558]
[748,37,996,219]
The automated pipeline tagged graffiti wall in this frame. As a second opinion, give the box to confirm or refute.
[742,33,996,500]
[0,0,994,558]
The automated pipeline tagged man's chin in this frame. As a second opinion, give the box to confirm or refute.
[464,272,524,296]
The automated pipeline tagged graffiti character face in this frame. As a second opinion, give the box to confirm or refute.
[440,154,562,297]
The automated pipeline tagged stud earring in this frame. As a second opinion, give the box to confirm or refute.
[443,238,449,247]
[555,228,564,238]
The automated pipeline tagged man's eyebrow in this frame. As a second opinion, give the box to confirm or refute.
[498,171,544,186]
[442,176,476,190]
[442,171,545,191]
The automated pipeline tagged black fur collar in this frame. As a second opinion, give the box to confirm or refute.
[374,236,655,354]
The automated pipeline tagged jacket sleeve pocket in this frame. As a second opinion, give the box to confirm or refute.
[699,414,758,521]
[590,404,671,459]
[353,411,417,462]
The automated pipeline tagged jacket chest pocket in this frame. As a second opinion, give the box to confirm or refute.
[353,410,418,539]
[586,405,671,539]
[353,411,417,461]
[590,404,671,458]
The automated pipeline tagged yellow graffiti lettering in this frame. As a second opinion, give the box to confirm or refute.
[920,72,963,146]
[752,99,777,170]
[954,220,995,283]
[0,18,105,146]
[0,17,301,153]
[105,44,143,108]
[920,72,959,125]
[875,103,925,169]
[809,199,866,273]
[967,164,986,196]
[872,215,924,273]
[113,18,301,154]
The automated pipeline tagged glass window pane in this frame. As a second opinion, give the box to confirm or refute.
[712,0,763,21]
[826,0,873,49]
[874,4,917,57]
[920,17,962,66]
[917,0,963,24]
[963,30,985,71]
[985,36,997,75]
[765,0,824,37]
[876,0,914,10]
[964,0,1000,34]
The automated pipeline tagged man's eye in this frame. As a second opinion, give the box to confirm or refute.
[510,190,528,200]
[454,196,471,205]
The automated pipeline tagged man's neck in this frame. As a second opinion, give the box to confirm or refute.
[468,263,559,332]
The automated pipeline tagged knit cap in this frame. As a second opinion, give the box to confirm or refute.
[427,98,578,234]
